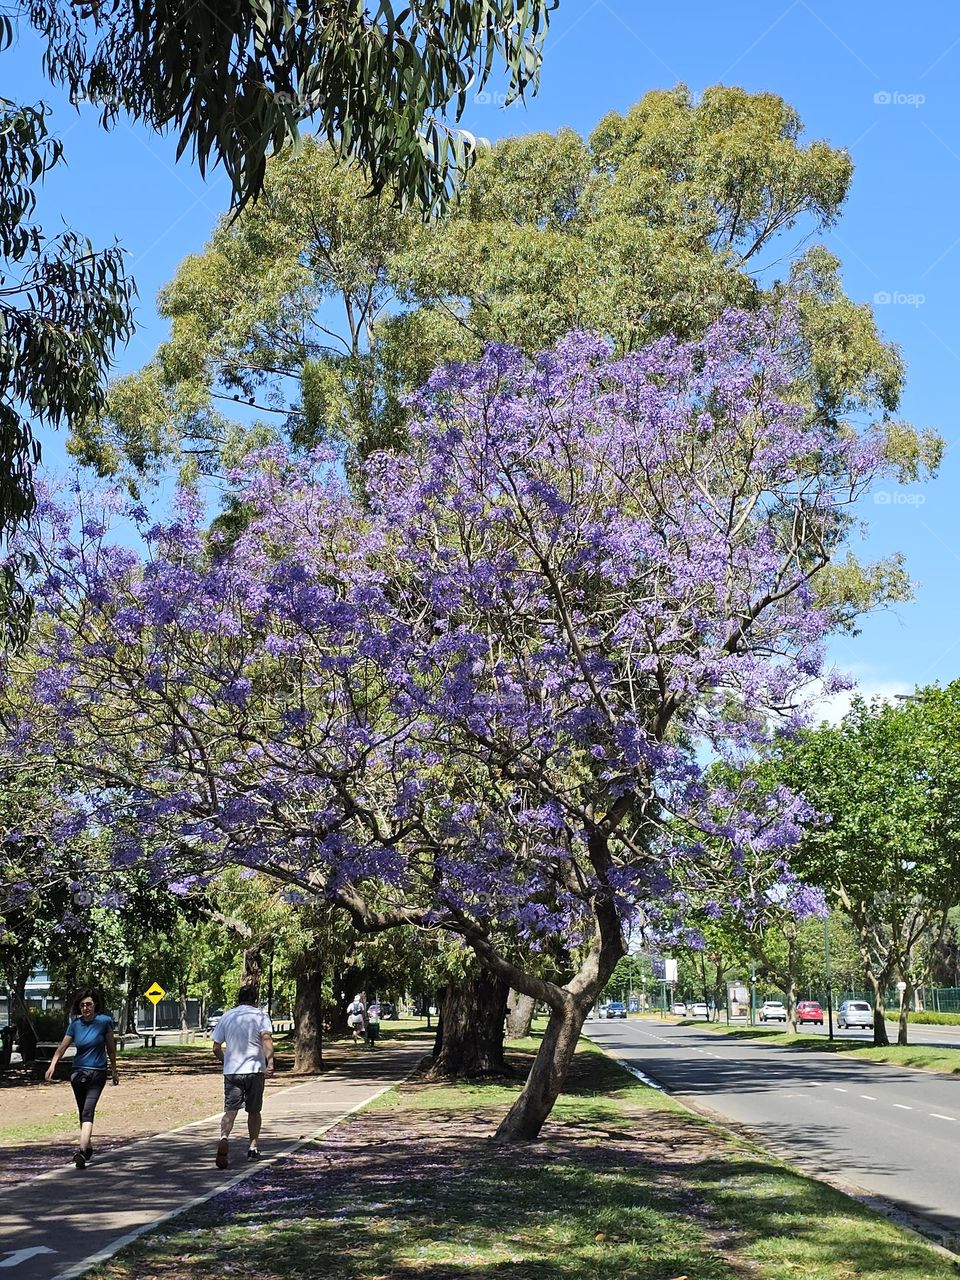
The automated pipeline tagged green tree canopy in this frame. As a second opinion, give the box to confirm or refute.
[767,685,960,1044]
[80,87,939,571]
[25,0,553,212]
[0,75,133,644]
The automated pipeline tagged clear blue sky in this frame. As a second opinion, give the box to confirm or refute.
[8,1,960,706]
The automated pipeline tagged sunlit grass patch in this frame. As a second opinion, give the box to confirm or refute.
[0,1115,78,1145]
[701,1023,960,1073]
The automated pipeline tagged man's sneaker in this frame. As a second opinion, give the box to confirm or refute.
[73,1149,87,1169]
[215,1138,229,1170]
[84,1145,94,1160]
[246,1147,261,1161]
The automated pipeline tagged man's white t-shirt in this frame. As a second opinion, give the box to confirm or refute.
[216,1004,273,1074]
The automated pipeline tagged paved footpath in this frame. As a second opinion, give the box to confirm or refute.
[0,1042,429,1280]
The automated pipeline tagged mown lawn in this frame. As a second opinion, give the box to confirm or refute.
[85,1037,959,1280]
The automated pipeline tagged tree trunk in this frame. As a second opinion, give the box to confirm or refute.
[785,938,799,1033]
[242,943,264,996]
[897,975,913,1047]
[429,971,509,1078]
[11,970,35,1062]
[177,973,190,1033]
[494,1000,585,1141]
[865,968,890,1046]
[294,956,324,1073]
[121,966,134,1033]
[505,990,536,1039]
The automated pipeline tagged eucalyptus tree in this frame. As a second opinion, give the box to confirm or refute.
[76,85,936,519]
[0,69,133,643]
[23,1,552,212]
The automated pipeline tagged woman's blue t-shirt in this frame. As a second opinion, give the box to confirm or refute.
[66,1014,114,1069]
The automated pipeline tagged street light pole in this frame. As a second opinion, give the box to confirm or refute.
[824,917,834,1041]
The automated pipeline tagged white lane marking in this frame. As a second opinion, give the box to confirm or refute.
[893,1104,913,1110]
[611,1058,665,1092]
[929,1113,957,1122]
[834,1087,848,1093]
[0,1248,57,1268]
[860,1095,877,1101]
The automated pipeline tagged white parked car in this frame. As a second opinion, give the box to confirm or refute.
[759,1000,787,1023]
[837,999,873,1030]
[689,1002,709,1018]
[671,1001,687,1016]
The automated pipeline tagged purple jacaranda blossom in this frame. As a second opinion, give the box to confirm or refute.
[0,312,902,995]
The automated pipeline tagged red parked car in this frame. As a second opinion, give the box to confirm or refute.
[796,1000,824,1026]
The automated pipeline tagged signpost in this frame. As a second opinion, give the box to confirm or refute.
[144,982,165,1037]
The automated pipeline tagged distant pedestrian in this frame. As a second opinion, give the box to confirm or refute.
[44,990,119,1169]
[346,993,366,1046]
[365,1001,381,1049]
[212,985,274,1169]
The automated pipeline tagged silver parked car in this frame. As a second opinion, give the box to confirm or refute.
[837,999,873,1030]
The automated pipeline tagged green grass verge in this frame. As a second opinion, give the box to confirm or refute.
[118,1041,211,1058]
[0,1114,82,1145]
[697,1021,960,1073]
[85,1035,957,1280]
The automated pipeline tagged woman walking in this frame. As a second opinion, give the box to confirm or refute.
[44,990,119,1168]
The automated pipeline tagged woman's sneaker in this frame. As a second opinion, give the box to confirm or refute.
[73,1149,87,1169]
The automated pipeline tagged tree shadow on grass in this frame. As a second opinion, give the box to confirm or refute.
[100,1083,959,1280]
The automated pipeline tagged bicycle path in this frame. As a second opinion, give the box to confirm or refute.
[0,1042,429,1280]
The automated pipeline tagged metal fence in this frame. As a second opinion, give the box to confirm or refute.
[919,986,960,1014]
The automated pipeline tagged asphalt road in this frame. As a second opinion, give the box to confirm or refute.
[587,1017,960,1240]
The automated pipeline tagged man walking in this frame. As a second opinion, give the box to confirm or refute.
[346,993,366,1046]
[212,985,274,1169]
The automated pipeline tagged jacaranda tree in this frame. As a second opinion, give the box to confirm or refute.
[2,310,907,1138]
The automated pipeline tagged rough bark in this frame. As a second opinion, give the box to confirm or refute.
[865,967,891,1046]
[430,971,510,1078]
[785,937,799,1033]
[242,943,264,996]
[11,970,35,1062]
[294,955,324,1073]
[490,830,626,1140]
[897,974,913,1047]
[505,990,536,1039]
[494,999,585,1140]
[122,966,140,1034]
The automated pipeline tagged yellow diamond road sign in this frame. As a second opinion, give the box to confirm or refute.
[144,983,166,1004]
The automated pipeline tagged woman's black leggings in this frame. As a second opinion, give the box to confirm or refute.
[70,1069,108,1123]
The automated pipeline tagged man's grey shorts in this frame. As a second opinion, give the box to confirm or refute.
[223,1072,265,1114]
